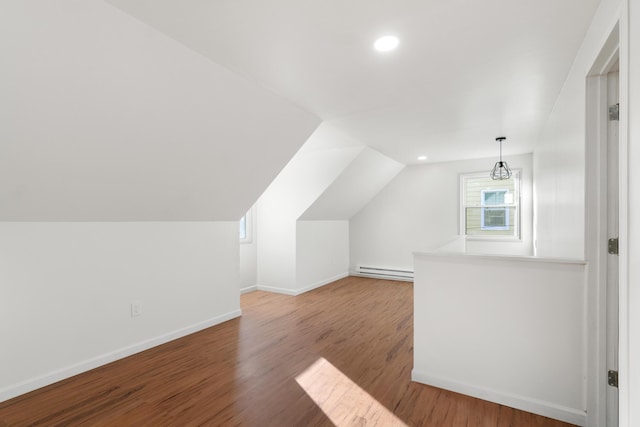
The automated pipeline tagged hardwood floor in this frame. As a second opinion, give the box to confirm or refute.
[0,276,576,426]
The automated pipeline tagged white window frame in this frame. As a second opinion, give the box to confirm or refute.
[239,208,253,244]
[459,170,521,240]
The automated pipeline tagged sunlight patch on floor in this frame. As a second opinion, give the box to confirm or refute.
[295,357,407,427]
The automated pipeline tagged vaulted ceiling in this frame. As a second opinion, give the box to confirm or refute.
[107,0,601,164]
[1,1,319,221]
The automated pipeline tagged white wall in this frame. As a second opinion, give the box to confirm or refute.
[413,253,587,426]
[256,206,297,292]
[257,124,363,293]
[534,0,622,259]
[300,148,405,220]
[350,153,533,272]
[256,130,405,294]
[531,1,629,425]
[0,0,319,221]
[296,221,349,292]
[0,222,240,402]
[0,0,319,403]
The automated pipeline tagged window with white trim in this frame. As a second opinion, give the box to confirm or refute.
[239,208,253,243]
[461,171,520,238]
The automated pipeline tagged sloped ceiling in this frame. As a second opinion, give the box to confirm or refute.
[257,124,365,221]
[106,0,600,164]
[300,148,404,220]
[0,1,320,221]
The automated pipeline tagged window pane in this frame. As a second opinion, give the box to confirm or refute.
[239,215,246,240]
[483,191,505,205]
[484,208,507,227]
[465,207,515,234]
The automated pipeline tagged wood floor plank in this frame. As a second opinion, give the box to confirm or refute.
[0,277,577,426]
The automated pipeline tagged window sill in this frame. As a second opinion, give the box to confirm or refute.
[464,235,522,242]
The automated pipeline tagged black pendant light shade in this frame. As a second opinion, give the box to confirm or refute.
[490,137,512,180]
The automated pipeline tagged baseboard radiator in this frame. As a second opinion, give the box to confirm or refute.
[355,266,414,282]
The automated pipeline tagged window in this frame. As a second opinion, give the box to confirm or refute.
[239,215,247,240]
[461,171,520,238]
[480,189,509,230]
[239,208,253,243]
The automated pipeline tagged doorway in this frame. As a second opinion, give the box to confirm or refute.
[585,24,620,427]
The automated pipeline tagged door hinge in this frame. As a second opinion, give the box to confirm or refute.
[608,237,619,255]
[609,103,619,121]
[608,370,618,388]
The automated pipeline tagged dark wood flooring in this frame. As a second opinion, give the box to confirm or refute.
[0,276,576,426]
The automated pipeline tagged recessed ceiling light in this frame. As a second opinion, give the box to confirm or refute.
[374,35,399,52]
[417,155,428,161]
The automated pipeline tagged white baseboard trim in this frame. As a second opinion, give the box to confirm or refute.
[411,370,586,426]
[257,272,349,296]
[295,272,349,295]
[240,285,258,294]
[0,309,242,404]
[256,284,297,295]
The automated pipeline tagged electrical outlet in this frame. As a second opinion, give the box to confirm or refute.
[131,302,141,318]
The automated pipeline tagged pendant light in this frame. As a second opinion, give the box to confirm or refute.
[490,137,512,180]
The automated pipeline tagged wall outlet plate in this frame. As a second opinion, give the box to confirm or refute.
[131,302,141,317]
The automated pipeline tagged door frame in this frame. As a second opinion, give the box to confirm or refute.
[585,23,621,427]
